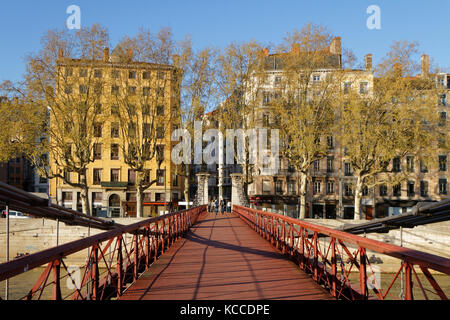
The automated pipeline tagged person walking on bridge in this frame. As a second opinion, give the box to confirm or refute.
[214,198,219,215]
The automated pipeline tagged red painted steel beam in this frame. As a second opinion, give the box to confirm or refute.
[233,206,450,275]
[0,206,207,282]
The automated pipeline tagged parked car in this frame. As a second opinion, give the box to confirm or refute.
[1,210,30,219]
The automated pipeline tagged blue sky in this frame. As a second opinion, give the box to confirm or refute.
[0,0,449,82]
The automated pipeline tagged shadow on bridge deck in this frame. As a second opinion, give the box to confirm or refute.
[120,212,333,300]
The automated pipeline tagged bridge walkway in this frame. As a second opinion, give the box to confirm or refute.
[120,212,333,300]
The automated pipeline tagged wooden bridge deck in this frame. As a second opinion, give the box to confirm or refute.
[120,212,333,300]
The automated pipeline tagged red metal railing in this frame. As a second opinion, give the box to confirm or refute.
[234,205,450,300]
[0,206,207,300]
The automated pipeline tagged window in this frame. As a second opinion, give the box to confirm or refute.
[143,170,151,184]
[143,87,151,96]
[313,180,321,195]
[326,181,335,194]
[39,176,47,184]
[79,69,88,77]
[420,161,428,173]
[172,173,178,187]
[93,169,102,185]
[344,184,352,196]
[344,82,352,94]
[111,85,119,95]
[263,114,270,127]
[263,92,271,104]
[344,162,352,176]
[143,71,151,79]
[314,160,320,172]
[94,103,102,114]
[155,193,165,201]
[64,170,71,183]
[327,157,334,173]
[393,184,401,197]
[157,105,164,116]
[156,87,164,97]
[111,70,120,79]
[93,143,102,160]
[62,192,73,201]
[142,104,150,115]
[327,136,334,149]
[288,180,296,195]
[439,179,448,195]
[111,169,120,182]
[111,123,119,138]
[79,85,88,94]
[275,180,283,194]
[157,71,165,80]
[439,94,447,106]
[65,68,73,77]
[94,69,102,78]
[361,186,368,196]
[64,85,73,94]
[313,74,320,82]
[94,123,102,138]
[420,181,429,197]
[111,105,119,116]
[360,82,369,94]
[157,169,165,186]
[111,144,119,160]
[379,184,388,197]
[129,71,137,79]
[439,155,447,172]
[406,156,414,172]
[128,86,137,95]
[92,192,103,201]
[262,180,271,195]
[128,169,136,185]
[129,122,137,138]
[156,145,165,162]
[157,127,165,139]
[274,77,281,87]
[407,181,415,197]
[439,112,447,126]
[393,157,401,172]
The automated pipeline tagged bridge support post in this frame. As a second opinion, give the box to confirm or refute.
[230,173,249,210]
[195,172,210,206]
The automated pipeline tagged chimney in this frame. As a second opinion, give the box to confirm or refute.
[291,43,300,55]
[103,47,110,62]
[330,37,342,55]
[364,54,373,71]
[172,54,180,68]
[58,48,64,60]
[393,63,403,77]
[263,48,269,56]
[421,53,429,77]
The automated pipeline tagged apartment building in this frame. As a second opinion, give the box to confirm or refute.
[247,39,449,219]
[49,48,183,218]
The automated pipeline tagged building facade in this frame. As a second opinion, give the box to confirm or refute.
[247,39,449,219]
[49,48,184,218]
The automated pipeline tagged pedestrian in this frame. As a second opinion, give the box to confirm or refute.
[214,198,219,215]
[227,201,231,213]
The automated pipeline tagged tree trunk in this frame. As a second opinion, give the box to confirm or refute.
[354,175,363,220]
[136,185,144,218]
[298,172,308,219]
[80,175,90,216]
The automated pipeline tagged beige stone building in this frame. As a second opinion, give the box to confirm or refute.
[247,39,449,219]
[49,48,183,218]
